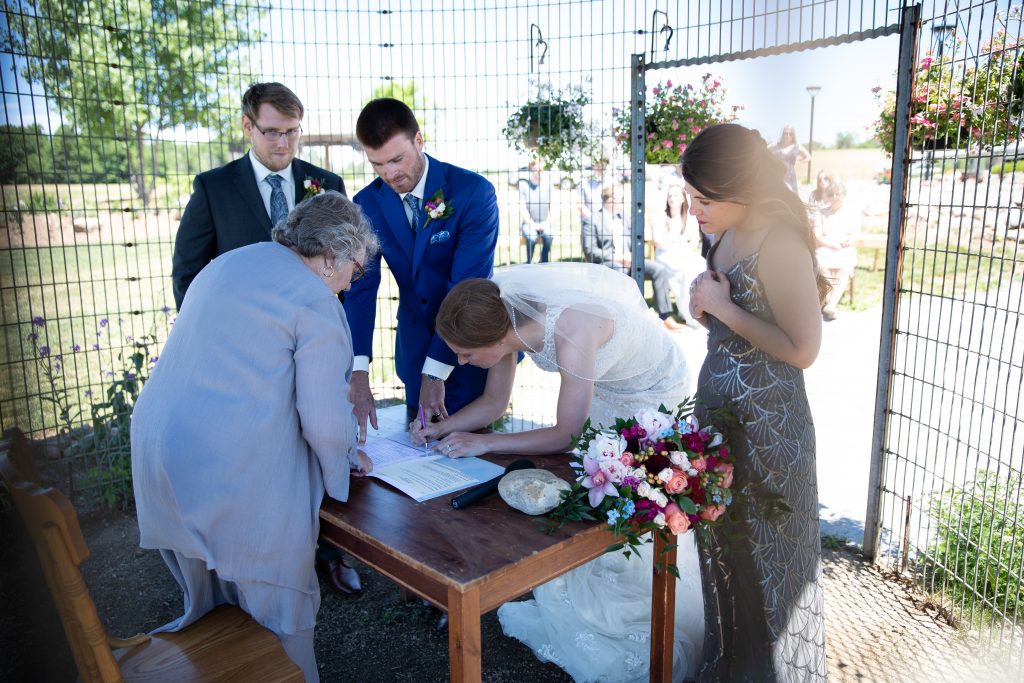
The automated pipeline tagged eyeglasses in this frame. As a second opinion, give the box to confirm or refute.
[350,258,366,282]
[252,121,302,141]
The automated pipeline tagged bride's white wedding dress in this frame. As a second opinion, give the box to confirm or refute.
[493,263,704,683]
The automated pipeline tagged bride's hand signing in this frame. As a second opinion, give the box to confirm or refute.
[408,418,442,446]
[435,433,489,459]
[691,270,732,319]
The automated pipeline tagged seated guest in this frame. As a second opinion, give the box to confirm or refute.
[582,184,684,331]
[649,182,704,327]
[814,180,859,320]
[132,192,378,682]
[807,169,835,211]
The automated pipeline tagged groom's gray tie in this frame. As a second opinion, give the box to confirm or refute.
[404,194,421,233]
[266,174,289,226]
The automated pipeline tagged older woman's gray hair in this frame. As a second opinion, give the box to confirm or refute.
[272,191,379,267]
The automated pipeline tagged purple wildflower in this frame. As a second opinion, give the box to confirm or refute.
[39,345,50,357]
[161,305,172,315]
[99,318,108,327]
[92,343,100,351]
[32,316,45,327]
[125,372,137,380]
[27,332,38,342]
[71,344,81,352]
[84,390,92,397]
[149,356,159,364]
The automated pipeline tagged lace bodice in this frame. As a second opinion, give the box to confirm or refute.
[526,303,691,426]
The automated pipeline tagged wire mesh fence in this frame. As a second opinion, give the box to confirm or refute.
[864,0,1024,672]
[1,0,1023,670]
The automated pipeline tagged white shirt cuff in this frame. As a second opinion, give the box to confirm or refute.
[353,355,370,373]
[421,357,454,380]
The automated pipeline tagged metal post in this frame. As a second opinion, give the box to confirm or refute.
[862,2,921,562]
[629,53,646,291]
[805,86,821,185]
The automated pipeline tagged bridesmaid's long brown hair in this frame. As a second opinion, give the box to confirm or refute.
[681,123,831,305]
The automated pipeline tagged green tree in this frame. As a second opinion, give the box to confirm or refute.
[834,131,858,149]
[369,80,432,133]
[2,0,264,206]
[0,124,51,183]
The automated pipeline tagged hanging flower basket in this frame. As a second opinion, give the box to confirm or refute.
[503,83,598,172]
[872,25,1023,156]
[612,74,740,165]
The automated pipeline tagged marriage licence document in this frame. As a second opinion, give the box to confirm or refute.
[361,431,504,503]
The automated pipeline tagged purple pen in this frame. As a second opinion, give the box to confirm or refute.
[418,405,428,453]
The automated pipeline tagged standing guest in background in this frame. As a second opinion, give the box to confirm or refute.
[518,158,554,263]
[768,125,810,195]
[345,97,499,434]
[650,182,704,326]
[813,180,860,321]
[172,82,344,310]
[582,184,684,331]
[133,193,378,682]
[684,123,829,681]
[170,81,355,598]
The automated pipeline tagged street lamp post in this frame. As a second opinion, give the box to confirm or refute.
[805,85,821,185]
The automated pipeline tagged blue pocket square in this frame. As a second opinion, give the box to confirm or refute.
[430,230,451,244]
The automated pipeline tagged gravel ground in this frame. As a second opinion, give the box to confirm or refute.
[2,504,1017,683]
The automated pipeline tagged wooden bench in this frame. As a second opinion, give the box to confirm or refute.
[0,428,303,683]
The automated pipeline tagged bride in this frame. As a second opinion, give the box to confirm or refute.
[410,262,703,682]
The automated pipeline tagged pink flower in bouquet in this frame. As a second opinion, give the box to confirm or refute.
[635,408,674,444]
[664,503,692,534]
[664,469,688,494]
[700,504,727,522]
[714,462,735,488]
[619,451,635,468]
[689,455,708,473]
[582,456,620,507]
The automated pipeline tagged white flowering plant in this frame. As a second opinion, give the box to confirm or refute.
[502,82,600,172]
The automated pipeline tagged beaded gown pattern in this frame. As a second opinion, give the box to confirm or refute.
[694,247,827,682]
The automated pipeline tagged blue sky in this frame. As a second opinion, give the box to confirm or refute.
[5,0,1015,169]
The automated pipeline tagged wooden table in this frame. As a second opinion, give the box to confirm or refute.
[319,452,678,683]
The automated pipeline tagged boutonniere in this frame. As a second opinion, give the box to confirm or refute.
[423,188,454,227]
[303,177,326,199]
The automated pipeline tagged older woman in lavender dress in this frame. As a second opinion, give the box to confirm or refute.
[132,192,378,681]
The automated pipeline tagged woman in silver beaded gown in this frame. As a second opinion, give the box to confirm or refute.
[682,124,829,681]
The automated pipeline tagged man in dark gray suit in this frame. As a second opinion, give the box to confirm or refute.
[171,82,345,309]
[582,184,686,331]
[170,82,357,596]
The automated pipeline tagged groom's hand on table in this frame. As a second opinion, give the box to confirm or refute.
[349,370,377,444]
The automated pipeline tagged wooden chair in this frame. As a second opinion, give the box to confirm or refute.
[0,428,304,683]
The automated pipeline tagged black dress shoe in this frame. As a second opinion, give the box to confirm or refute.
[317,556,362,596]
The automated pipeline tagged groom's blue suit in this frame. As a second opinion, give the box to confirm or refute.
[345,155,499,412]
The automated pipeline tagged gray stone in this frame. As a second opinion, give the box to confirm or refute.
[498,468,571,515]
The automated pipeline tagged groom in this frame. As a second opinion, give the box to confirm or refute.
[345,98,499,435]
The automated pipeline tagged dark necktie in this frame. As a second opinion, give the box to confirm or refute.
[404,194,421,232]
[266,174,289,225]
